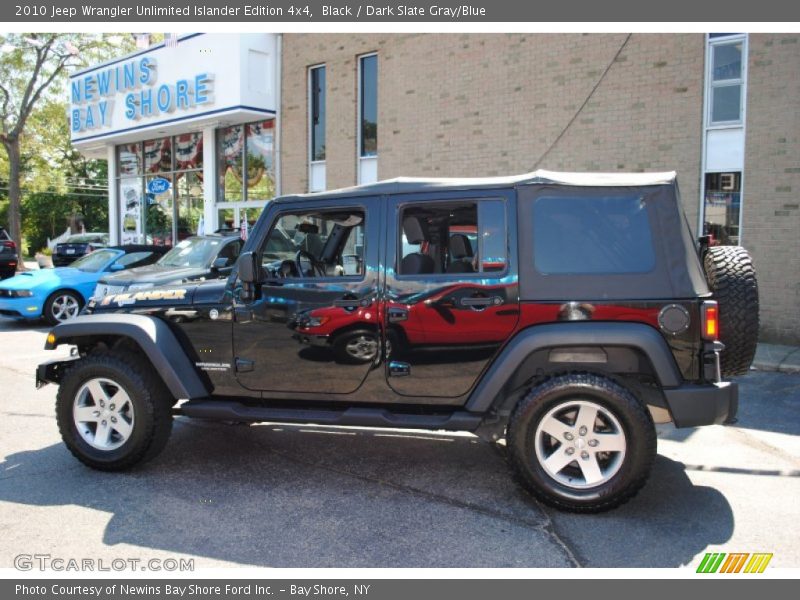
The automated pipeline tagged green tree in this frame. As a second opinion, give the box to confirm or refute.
[0,33,128,268]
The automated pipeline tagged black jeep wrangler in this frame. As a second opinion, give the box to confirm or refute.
[37,171,759,512]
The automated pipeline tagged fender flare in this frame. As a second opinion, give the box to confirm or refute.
[45,314,209,400]
[466,321,683,413]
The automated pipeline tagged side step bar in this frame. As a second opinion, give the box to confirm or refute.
[178,399,483,432]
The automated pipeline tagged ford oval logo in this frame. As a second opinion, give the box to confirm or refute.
[147,177,171,195]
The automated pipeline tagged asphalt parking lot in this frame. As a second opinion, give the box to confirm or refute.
[0,317,798,569]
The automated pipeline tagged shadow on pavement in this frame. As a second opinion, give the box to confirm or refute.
[0,419,733,568]
[733,371,800,437]
[546,454,735,567]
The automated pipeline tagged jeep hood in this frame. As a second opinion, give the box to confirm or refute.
[98,265,210,287]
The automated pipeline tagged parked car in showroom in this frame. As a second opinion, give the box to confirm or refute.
[52,233,109,267]
[93,233,244,299]
[0,245,166,325]
[0,227,19,279]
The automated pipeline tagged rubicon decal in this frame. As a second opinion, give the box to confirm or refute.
[696,552,773,573]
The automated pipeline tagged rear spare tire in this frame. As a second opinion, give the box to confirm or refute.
[703,245,759,377]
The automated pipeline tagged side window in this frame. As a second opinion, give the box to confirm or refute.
[261,209,366,278]
[533,195,655,275]
[217,240,242,266]
[398,200,507,276]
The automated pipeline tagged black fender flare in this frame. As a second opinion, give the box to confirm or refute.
[466,322,683,413]
[45,314,209,400]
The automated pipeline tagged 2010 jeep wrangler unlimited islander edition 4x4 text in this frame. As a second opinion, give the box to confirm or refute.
[37,171,759,512]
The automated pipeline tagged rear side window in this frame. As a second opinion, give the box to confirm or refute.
[398,199,507,276]
[533,195,655,275]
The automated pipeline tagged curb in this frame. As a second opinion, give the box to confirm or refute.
[751,345,800,374]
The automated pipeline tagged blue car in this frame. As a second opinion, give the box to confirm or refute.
[0,246,166,325]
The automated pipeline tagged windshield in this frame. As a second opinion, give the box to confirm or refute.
[264,229,297,259]
[71,249,119,272]
[158,238,223,268]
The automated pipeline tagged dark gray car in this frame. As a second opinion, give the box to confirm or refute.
[93,233,243,298]
[0,227,19,279]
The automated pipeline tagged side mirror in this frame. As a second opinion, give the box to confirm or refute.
[237,251,262,283]
[109,263,125,272]
[211,256,229,271]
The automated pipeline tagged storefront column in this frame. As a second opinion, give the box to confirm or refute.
[202,126,217,234]
[106,145,119,245]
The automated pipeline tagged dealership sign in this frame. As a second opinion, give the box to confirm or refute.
[70,55,214,133]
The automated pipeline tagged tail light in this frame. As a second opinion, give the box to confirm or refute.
[701,301,719,341]
[2,240,15,250]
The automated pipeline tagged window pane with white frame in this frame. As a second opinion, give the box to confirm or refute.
[309,66,326,162]
[709,39,744,124]
[359,54,378,157]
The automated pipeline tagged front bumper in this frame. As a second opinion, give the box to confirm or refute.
[36,357,80,388]
[663,381,738,428]
[0,295,43,319]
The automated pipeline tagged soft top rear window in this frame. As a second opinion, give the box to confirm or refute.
[533,195,655,275]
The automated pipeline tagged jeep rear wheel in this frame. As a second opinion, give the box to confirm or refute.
[56,352,173,471]
[507,373,655,513]
[703,245,759,377]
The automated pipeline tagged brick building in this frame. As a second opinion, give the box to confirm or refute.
[69,33,798,343]
[280,33,799,344]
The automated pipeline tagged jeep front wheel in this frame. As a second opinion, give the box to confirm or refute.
[507,373,655,512]
[55,352,173,471]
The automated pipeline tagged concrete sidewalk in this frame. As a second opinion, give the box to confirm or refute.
[753,343,800,374]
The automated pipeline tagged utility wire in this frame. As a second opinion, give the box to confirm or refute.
[531,33,633,170]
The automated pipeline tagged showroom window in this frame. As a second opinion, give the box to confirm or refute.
[308,64,326,192]
[703,172,742,246]
[116,133,203,247]
[217,119,276,234]
[358,53,378,184]
[217,119,276,203]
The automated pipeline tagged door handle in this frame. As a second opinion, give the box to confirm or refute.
[334,296,373,309]
[235,357,255,373]
[333,299,360,308]
[459,296,503,309]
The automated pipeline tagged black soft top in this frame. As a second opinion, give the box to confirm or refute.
[276,170,680,202]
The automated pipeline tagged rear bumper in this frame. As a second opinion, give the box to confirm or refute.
[663,381,738,428]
